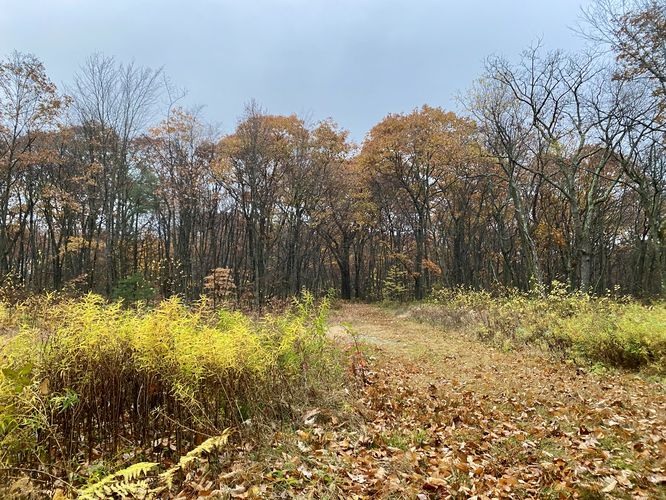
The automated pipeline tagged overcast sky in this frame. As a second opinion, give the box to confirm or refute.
[0,0,591,139]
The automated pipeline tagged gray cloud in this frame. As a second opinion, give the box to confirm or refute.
[0,0,590,139]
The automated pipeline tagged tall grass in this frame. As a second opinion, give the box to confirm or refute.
[418,284,666,374]
[0,292,338,478]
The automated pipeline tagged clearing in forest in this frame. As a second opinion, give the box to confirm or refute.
[3,302,664,499]
[318,303,666,498]
[159,303,665,498]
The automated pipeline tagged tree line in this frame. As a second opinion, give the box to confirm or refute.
[0,0,663,305]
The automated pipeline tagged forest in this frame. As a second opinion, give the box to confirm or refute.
[0,0,665,498]
[0,2,663,305]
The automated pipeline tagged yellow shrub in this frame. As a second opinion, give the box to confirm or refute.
[558,302,666,370]
[0,293,336,470]
[427,285,666,373]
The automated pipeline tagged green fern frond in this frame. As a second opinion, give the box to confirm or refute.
[159,429,231,489]
[78,462,158,499]
[118,462,160,482]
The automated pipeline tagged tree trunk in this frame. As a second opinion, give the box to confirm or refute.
[414,213,426,300]
[508,179,543,289]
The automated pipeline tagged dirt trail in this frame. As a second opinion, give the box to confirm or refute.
[330,303,665,409]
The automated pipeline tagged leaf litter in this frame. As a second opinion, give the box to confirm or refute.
[167,304,665,499]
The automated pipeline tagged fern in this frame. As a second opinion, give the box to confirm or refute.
[160,429,231,489]
[78,462,158,499]
[101,479,151,499]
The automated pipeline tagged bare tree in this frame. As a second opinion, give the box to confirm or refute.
[70,54,162,292]
[581,0,665,100]
[487,48,627,291]
[467,76,544,288]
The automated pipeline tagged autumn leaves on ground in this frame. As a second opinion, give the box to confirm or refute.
[1,296,665,499]
[325,304,666,499]
[213,303,665,499]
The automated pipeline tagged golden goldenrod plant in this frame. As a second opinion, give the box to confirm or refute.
[0,292,337,478]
